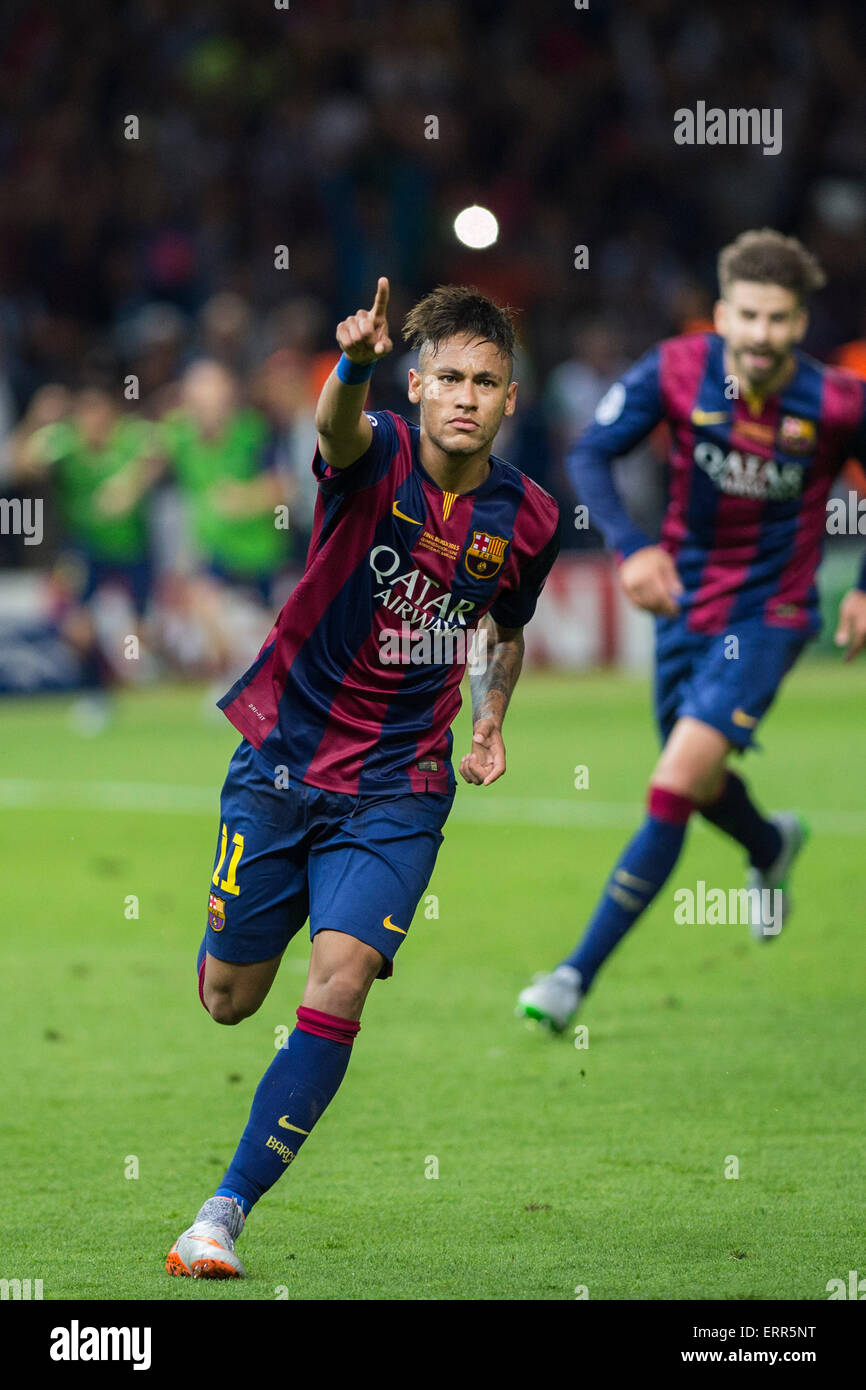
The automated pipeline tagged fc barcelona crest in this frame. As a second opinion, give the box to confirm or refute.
[777,415,816,455]
[208,892,226,932]
[464,530,508,579]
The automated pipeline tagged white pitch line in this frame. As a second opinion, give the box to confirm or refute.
[0,778,864,836]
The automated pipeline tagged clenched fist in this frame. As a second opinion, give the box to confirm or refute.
[619,544,684,617]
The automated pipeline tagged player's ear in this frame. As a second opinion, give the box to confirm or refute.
[504,380,518,416]
[792,305,808,343]
[407,368,422,405]
[713,298,728,335]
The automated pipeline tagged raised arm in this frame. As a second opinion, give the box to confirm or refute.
[315,277,393,471]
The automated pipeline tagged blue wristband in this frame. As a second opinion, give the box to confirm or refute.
[336,353,376,385]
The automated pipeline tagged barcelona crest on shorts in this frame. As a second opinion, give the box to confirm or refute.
[208,892,226,932]
[464,530,508,579]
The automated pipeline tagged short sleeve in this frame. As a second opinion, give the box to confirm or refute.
[574,346,663,459]
[30,421,75,465]
[312,410,400,496]
[489,520,561,629]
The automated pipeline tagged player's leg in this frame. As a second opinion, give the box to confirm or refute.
[200,949,284,1025]
[54,554,114,734]
[518,618,708,1030]
[174,789,452,1278]
[208,930,382,1228]
[688,621,813,938]
[167,741,311,1279]
[517,619,814,1032]
[518,715,730,1031]
[300,927,386,1019]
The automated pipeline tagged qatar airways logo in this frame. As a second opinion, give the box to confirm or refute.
[369,545,478,630]
[694,442,804,501]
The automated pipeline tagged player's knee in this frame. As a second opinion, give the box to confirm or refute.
[204,985,259,1026]
[650,758,719,803]
[306,965,372,1020]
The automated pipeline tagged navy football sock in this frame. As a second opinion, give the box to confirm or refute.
[215,1007,360,1216]
[561,787,693,991]
[700,771,782,870]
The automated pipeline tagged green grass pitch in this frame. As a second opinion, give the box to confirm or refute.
[2,659,864,1301]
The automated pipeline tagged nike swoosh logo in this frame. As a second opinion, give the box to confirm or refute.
[732,708,758,728]
[691,409,730,426]
[383,914,407,934]
[392,502,422,525]
[278,1116,311,1136]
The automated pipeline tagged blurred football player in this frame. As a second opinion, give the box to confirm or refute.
[518,228,866,1032]
[12,381,163,731]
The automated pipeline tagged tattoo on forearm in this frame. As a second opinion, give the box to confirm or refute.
[470,620,524,726]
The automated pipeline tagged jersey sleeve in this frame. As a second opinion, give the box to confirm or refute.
[29,421,75,465]
[567,346,664,557]
[489,519,561,629]
[312,410,400,496]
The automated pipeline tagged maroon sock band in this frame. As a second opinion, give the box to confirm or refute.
[198,958,209,1012]
[648,785,694,826]
[296,1005,361,1045]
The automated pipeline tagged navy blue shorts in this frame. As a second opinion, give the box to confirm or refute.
[205,740,454,976]
[653,615,814,750]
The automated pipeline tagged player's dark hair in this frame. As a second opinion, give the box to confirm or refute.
[718,229,826,303]
[403,285,517,377]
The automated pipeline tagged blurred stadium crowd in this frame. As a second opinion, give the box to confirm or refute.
[1,0,865,699]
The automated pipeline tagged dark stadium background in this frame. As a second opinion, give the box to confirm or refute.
[1,0,865,670]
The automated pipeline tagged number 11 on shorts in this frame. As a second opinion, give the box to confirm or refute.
[212,823,245,896]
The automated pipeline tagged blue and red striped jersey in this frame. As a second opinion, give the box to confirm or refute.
[569,331,866,633]
[218,410,560,795]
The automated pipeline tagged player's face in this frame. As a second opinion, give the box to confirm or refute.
[407,335,517,457]
[181,362,238,435]
[714,282,807,392]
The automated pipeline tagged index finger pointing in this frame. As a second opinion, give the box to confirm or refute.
[371,277,390,319]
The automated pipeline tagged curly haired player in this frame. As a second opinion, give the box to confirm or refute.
[518,229,866,1032]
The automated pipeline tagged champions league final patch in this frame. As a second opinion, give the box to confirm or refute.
[777,415,816,454]
[464,531,508,579]
[208,892,226,932]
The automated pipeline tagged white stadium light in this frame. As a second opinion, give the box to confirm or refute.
[453,204,499,250]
